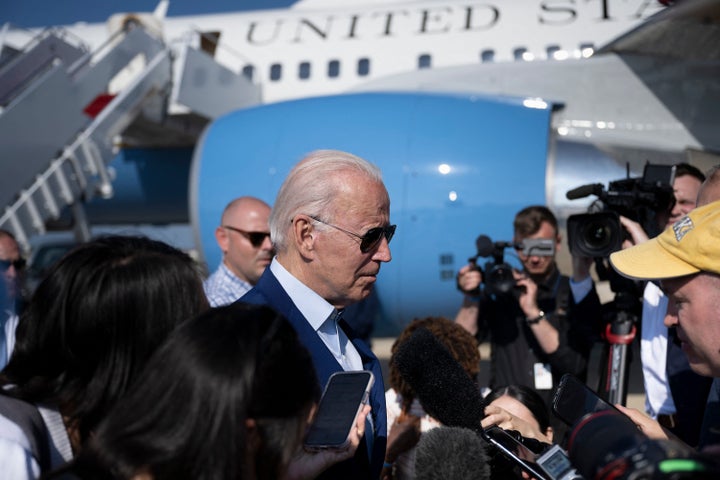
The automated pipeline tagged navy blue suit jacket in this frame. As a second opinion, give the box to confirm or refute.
[239,269,387,480]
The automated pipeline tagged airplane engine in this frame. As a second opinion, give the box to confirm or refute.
[191,91,565,334]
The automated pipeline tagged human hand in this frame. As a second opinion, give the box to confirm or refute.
[382,411,422,480]
[513,270,539,320]
[618,216,650,249]
[284,405,371,480]
[457,264,482,294]
[386,411,422,460]
[571,254,593,282]
[481,404,552,444]
[614,404,669,441]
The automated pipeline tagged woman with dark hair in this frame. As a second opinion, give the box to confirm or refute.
[482,384,553,443]
[0,236,210,479]
[56,302,367,480]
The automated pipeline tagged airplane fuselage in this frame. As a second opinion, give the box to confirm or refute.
[5,0,664,103]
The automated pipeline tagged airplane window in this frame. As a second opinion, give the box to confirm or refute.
[480,49,495,63]
[418,54,431,69]
[579,42,595,58]
[357,58,370,76]
[546,45,569,60]
[299,61,311,80]
[328,60,340,78]
[242,65,255,81]
[513,47,528,61]
[270,63,282,81]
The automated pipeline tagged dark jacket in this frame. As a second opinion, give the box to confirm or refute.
[240,268,387,480]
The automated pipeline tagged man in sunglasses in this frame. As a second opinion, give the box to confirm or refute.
[241,150,393,480]
[0,229,24,369]
[455,206,603,433]
[204,196,274,307]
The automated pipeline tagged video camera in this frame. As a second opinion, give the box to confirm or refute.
[468,235,555,297]
[568,409,720,480]
[565,163,676,258]
[488,409,720,480]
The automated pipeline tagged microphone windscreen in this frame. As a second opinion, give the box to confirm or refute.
[565,183,602,200]
[475,235,494,257]
[392,327,485,432]
[415,426,491,480]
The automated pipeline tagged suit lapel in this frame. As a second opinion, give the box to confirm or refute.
[250,271,343,386]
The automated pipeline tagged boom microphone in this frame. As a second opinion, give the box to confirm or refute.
[565,183,604,200]
[415,426,491,480]
[475,235,520,258]
[475,235,495,258]
[392,326,485,432]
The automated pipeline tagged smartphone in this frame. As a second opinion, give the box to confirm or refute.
[552,374,621,427]
[481,425,549,480]
[303,370,374,450]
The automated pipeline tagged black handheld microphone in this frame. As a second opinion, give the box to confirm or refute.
[415,426,491,480]
[392,326,486,432]
[475,235,495,258]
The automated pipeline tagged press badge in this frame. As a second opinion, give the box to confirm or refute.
[533,363,553,390]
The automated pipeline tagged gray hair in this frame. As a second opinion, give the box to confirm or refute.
[269,150,384,252]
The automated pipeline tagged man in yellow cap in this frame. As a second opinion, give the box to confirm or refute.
[609,198,720,451]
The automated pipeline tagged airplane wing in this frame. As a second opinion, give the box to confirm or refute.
[597,0,720,61]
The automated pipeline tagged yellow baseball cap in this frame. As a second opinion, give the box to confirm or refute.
[609,200,720,280]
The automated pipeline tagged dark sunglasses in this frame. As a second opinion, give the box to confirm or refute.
[222,225,271,248]
[310,216,396,253]
[0,258,26,271]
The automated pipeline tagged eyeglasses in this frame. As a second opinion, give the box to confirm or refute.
[309,216,396,253]
[222,226,271,248]
[0,258,26,272]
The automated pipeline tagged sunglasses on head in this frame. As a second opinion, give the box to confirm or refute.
[0,258,26,271]
[223,225,271,248]
[309,216,396,253]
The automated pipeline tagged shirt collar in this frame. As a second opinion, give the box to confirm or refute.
[269,258,335,331]
[219,262,252,289]
[535,263,560,293]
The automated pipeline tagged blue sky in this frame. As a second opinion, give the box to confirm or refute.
[2,0,294,28]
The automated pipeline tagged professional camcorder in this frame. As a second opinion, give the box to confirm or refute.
[565,164,676,258]
[467,235,555,297]
[568,410,720,480]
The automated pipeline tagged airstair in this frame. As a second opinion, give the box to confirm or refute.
[0,24,261,251]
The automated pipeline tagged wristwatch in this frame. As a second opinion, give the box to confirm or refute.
[526,310,546,325]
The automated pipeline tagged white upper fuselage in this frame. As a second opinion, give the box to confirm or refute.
[4,0,664,103]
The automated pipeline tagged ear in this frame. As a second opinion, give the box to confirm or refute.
[291,215,317,257]
[130,471,153,480]
[555,232,562,253]
[216,226,229,253]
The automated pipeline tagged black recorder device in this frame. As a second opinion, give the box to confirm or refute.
[304,371,374,450]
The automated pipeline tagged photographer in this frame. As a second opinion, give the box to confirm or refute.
[455,206,603,414]
[618,163,711,447]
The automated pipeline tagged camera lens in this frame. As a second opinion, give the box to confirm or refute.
[581,218,614,250]
[566,212,622,258]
